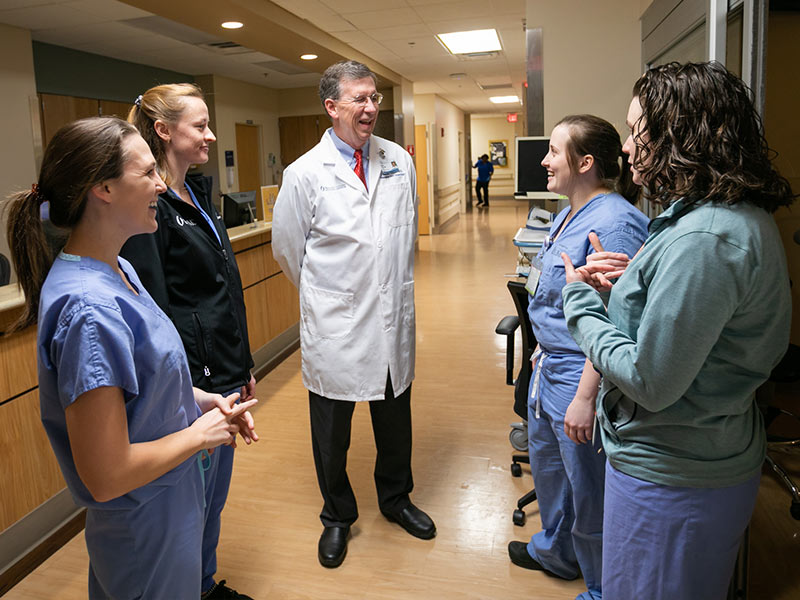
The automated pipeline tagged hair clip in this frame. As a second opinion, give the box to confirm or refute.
[31,182,43,203]
[134,94,143,107]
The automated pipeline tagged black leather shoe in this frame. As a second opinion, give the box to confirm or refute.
[382,503,436,539]
[201,580,253,599]
[318,526,349,568]
[508,541,578,580]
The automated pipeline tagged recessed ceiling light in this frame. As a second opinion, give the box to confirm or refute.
[436,29,501,55]
[300,54,318,60]
[489,95,520,104]
[221,21,243,29]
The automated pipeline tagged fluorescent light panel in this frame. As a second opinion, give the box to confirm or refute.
[489,95,520,104]
[436,29,501,55]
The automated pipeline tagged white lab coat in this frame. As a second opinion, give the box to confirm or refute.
[272,130,418,401]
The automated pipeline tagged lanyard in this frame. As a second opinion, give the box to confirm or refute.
[173,184,222,245]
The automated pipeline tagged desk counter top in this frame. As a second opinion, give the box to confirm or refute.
[0,222,274,315]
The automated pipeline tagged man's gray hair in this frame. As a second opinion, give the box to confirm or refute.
[318,60,377,107]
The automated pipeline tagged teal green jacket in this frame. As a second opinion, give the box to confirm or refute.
[562,199,791,488]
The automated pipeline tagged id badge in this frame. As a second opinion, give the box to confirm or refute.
[525,255,544,295]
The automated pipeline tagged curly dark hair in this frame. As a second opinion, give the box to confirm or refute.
[631,61,795,212]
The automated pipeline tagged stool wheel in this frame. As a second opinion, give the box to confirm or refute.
[512,509,526,526]
[511,463,522,477]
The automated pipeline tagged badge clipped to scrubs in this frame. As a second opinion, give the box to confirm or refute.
[525,254,543,296]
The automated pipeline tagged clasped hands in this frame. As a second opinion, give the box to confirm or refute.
[194,384,259,449]
[561,232,633,291]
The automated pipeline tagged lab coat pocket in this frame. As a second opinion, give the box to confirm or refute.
[381,182,414,227]
[301,285,354,340]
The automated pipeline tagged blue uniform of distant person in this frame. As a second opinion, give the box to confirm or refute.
[38,253,204,599]
[474,156,494,206]
[526,193,648,600]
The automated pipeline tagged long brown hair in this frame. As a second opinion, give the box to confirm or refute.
[127,83,204,187]
[5,117,138,331]
[556,114,639,204]
[631,61,795,212]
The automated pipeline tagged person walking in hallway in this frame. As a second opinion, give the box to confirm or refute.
[474,153,494,206]
[272,60,435,569]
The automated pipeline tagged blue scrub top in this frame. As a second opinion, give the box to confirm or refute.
[37,253,199,510]
[529,192,649,355]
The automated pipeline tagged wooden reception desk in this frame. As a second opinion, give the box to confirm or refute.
[0,221,299,591]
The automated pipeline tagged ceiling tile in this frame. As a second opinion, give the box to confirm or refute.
[341,8,421,30]
[0,4,96,29]
[321,0,399,13]
[63,0,150,21]
[412,1,495,23]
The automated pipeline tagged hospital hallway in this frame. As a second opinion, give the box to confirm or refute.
[7,202,800,599]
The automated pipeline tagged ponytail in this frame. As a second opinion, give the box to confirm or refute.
[5,187,53,332]
[4,117,138,333]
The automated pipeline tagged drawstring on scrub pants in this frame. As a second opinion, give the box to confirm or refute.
[530,347,546,420]
[530,347,601,447]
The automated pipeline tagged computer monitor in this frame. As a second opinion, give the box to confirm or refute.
[514,136,562,200]
[222,191,257,228]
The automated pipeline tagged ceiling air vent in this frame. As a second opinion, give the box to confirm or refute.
[459,51,500,60]
[478,82,514,91]
[198,41,254,55]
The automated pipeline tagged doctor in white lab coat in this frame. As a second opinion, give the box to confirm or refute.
[272,60,435,569]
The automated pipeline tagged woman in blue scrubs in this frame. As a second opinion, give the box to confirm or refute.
[562,62,794,600]
[508,115,649,600]
[6,117,257,599]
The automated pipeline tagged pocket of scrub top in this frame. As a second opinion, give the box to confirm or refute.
[380,182,414,227]
[301,285,354,340]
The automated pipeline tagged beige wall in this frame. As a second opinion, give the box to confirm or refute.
[526,0,642,136]
[0,23,38,284]
[765,12,800,343]
[414,94,465,227]
[470,116,518,197]
[198,74,281,199]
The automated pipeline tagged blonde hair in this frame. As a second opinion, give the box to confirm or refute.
[128,83,204,187]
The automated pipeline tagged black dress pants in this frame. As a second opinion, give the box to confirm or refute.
[309,375,414,528]
[475,180,489,204]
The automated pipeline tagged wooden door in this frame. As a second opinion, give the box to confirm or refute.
[235,123,260,192]
[414,124,431,236]
[39,93,99,147]
[99,100,133,120]
[278,115,325,167]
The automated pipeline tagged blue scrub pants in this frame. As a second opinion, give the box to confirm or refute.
[201,389,239,594]
[527,353,605,600]
[603,462,760,600]
[85,462,204,599]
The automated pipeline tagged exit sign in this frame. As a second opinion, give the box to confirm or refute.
[507,113,518,123]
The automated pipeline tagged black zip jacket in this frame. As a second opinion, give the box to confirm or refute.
[120,174,254,394]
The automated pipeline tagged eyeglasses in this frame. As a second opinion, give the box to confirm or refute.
[340,92,383,106]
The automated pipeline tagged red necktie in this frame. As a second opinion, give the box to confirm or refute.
[353,148,367,189]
